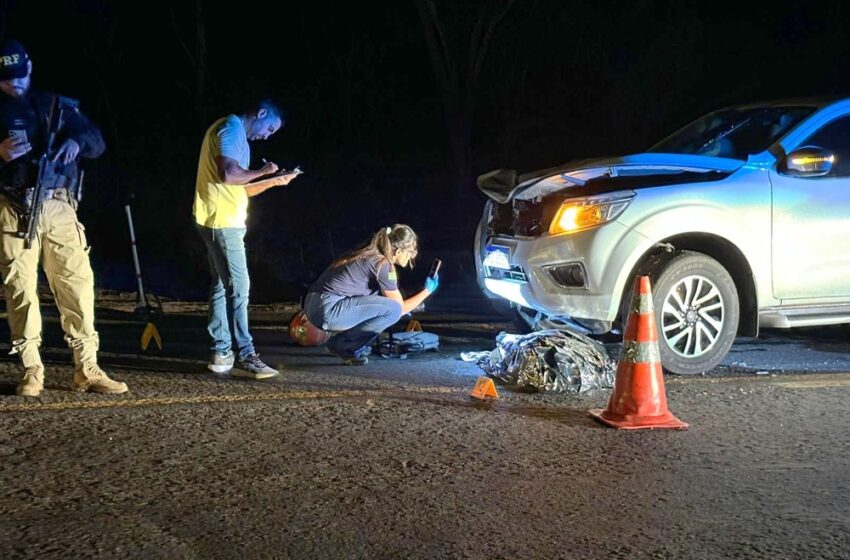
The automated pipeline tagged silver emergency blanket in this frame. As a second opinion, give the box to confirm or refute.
[461,329,616,394]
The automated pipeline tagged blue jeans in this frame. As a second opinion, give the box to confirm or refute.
[304,292,402,358]
[196,224,254,359]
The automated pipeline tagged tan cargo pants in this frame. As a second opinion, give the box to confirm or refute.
[0,192,98,368]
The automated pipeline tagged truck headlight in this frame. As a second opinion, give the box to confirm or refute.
[548,192,634,235]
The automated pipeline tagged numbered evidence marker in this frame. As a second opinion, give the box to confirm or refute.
[470,376,499,400]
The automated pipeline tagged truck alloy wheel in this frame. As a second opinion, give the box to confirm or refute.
[649,251,740,374]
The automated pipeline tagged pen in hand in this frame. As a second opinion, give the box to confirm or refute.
[260,158,279,175]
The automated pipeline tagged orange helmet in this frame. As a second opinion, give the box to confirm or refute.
[289,310,330,346]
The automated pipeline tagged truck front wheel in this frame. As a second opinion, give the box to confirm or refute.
[647,251,740,375]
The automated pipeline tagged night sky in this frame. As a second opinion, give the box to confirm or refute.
[3,1,850,300]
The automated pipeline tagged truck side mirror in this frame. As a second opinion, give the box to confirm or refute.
[778,146,835,177]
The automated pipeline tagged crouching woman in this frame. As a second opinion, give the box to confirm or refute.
[304,224,438,365]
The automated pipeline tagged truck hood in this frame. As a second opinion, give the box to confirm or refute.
[477,152,748,203]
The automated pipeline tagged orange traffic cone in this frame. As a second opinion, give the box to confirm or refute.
[589,276,688,430]
[470,376,499,400]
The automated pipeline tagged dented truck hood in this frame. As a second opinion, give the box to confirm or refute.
[477,152,747,203]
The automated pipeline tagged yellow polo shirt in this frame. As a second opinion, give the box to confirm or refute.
[193,115,251,228]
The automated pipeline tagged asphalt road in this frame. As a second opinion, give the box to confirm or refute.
[0,294,847,559]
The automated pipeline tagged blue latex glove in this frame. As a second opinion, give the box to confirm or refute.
[425,273,440,294]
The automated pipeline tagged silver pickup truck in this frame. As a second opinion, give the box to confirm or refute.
[475,98,850,374]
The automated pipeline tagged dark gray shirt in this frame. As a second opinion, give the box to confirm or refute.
[310,254,398,297]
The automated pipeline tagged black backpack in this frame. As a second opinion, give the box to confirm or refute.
[374,331,440,359]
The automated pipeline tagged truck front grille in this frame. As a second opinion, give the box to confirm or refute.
[488,198,560,237]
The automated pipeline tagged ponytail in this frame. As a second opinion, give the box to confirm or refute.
[332,224,418,269]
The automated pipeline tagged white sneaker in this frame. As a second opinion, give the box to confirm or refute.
[233,353,279,380]
[208,351,235,374]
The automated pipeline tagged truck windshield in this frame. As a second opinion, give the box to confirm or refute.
[649,106,814,159]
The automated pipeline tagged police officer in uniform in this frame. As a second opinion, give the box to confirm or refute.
[0,39,127,396]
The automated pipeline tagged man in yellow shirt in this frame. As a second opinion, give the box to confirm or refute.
[193,100,300,378]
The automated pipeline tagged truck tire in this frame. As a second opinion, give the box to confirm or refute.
[647,251,739,374]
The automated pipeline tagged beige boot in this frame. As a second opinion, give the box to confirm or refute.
[73,363,128,394]
[16,364,45,397]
